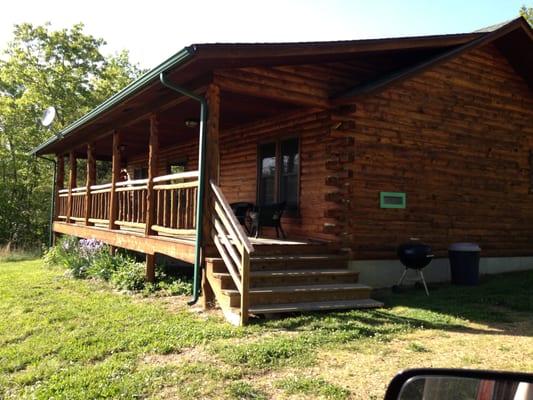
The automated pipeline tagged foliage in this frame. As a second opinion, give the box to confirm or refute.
[520,5,533,25]
[277,377,350,400]
[44,236,192,295]
[226,381,267,399]
[0,23,144,248]
[110,260,146,291]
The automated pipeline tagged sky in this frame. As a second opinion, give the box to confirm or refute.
[0,0,529,69]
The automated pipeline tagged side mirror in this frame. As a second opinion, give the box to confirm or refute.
[384,369,533,400]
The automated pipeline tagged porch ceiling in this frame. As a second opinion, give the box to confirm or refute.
[68,90,300,160]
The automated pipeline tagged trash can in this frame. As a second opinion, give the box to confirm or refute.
[448,243,481,285]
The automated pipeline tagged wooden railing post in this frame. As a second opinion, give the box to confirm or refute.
[85,143,96,226]
[145,114,159,237]
[240,251,250,325]
[54,154,64,220]
[109,130,121,230]
[66,151,77,223]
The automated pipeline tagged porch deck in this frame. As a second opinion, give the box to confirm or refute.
[53,168,381,326]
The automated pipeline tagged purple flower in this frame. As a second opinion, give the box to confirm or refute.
[79,238,104,257]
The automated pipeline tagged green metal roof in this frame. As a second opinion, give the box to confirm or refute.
[31,45,196,155]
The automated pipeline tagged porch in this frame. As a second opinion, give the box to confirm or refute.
[45,74,379,325]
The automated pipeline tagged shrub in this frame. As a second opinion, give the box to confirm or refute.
[110,261,146,291]
[44,235,192,295]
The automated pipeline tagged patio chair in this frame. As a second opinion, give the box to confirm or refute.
[250,202,286,239]
[229,202,255,234]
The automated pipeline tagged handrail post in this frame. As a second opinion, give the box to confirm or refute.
[66,151,76,223]
[85,143,95,226]
[109,130,121,230]
[240,250,250,325]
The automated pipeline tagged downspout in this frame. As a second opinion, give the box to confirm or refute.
[36,155,56,248]
[159,72,207,305]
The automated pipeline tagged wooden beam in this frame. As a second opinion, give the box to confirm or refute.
[53,222,196,263]
[145,114,160,236]
[85,143,96,226]
[146,254,155,283]
[202,84,221,253]
[66,151,77,223]
[109,130,121,230]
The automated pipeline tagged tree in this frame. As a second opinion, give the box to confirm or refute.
[520,5,533,25]
[0,23,144,248]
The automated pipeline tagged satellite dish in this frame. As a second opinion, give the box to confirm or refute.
[41,106,56,127]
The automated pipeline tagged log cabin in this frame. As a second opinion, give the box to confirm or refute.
[32,17,533,325]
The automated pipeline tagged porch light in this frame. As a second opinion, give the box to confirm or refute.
[119,144,127,153]
[184,119,199,128]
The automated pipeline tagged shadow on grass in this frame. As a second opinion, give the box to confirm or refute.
[250,270,533,339]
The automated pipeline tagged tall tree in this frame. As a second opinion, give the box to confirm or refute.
[0,23,144,248]
[520,5,533,25]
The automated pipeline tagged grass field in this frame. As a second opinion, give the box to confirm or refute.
[0,259,532,399]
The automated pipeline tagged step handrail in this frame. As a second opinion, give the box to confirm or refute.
[210,180,254,325]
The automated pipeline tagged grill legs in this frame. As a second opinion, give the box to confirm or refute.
[396,268,429,296]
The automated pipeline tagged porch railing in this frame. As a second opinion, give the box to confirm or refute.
[153,171,199,236]
[89,183,111,224]
[116,178,148,230]
[210,180,254,325]
[56,171,199,238]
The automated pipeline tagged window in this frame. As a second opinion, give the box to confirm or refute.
[133,167,148,180]
[258,137,300,213]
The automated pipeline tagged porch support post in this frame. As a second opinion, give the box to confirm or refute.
[200,83,220,308]
[202,84,220,248]
[85,143,96,226]
[54,154,64,220]
[109,130,121,230]
[53,154,65,244]
[145,114,159,236]
[66,151,77,223]
[146,253,155,283]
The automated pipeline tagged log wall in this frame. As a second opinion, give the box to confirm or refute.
[121,42,533,257]
[342,44,533,259]
[219,109,338,241]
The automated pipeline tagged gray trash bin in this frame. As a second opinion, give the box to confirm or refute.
[448,243,481,285]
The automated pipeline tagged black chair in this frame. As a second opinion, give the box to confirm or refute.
[229,202,255,233]
[250,202,286,239]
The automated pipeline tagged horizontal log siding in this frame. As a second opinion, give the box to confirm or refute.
[346,44,533,259]
[126,139,198,176]
[219,110,337,241]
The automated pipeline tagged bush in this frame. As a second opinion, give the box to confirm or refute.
[44,236,192,295]
[110,261,146,291]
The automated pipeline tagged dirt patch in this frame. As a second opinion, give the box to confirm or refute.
[141,346,217,367]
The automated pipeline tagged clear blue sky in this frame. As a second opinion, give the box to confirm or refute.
[0,0,529,69]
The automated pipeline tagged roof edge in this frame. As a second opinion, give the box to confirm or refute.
[334,17,532,103]
[31,46,196,156]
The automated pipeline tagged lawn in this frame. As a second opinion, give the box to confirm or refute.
[0,259,532,399]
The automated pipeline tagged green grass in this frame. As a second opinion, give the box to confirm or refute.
[277,376,350,400]
[1,259,532,399]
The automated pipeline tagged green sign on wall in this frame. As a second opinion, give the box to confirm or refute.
[380,192,406,209]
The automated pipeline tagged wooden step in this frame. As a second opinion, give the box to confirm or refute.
[222,283,373,307]
[246,298,384,315]
[251,242,342,256]
[212,269,359,289]
[206,254,349,273]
